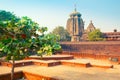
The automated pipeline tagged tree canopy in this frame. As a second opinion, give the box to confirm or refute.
[51,26,71,41]
[0,10,61,80]
[0,10,19,21]
[0,16,39,60]
[0,10,61,60]
[88,29,104,41]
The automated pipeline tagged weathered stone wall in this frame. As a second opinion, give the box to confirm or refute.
[23,71,57,80]
[60,41,120,63]
[0,71,23,80]
[60,41,120,55]
[0,71,57,80]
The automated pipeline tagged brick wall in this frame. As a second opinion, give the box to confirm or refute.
[23,71,57,80]
[0,71,23,80]
[60,41,120,63]
[60,41,120,55]
[0,71,57,80]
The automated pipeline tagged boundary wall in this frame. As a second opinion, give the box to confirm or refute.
[60,41,120,63]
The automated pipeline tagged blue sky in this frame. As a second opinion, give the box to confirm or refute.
[0,0,120,32]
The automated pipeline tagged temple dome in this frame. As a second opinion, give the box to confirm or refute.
[70,9,81,17]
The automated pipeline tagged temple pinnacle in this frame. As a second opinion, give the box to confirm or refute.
[74,4,77,12]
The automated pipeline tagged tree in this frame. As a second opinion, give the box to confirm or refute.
[88,29,104,41]
[51,26,71,41]
[0,16,39,80]
[0,10,20,37]
[0,10,19,21]
[0,11,61,80]
[33,33,61,56]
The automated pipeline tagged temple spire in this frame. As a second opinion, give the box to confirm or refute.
[74,4,77,12]
[90,20,92,23]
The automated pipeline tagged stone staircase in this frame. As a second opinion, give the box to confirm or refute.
[0,55,114,69]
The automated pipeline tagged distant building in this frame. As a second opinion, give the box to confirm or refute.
[66,8,120,41]
[103,30,120,41]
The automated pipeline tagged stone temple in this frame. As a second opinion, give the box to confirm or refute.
[66,8,84,41]
[66,8,120,41]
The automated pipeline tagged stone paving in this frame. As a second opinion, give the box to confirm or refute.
[0,58,120,80]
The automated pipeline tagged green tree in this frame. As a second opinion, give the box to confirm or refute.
[0,11,61,80]
[88,29,104,41]
[32,33,61,56]
[51,26,71,41]
[0,16,38,80]
[0,10,19,21]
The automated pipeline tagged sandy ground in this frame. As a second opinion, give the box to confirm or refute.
[0,64,120,80]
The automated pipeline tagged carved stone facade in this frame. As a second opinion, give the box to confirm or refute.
[66,9,96,41]
[66,9,84,41]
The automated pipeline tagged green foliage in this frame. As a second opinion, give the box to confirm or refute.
[38,27,48,34]
[0,10,61,61]
[0,10,19,21]
[31,30,61,56]
[0,16,37,60]
[51,26,71,41]
[88,29,104,41]
[0,10,61,80]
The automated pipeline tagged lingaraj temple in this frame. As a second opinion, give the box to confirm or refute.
[66,8,120,41]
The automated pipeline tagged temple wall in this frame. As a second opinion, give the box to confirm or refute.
[0,71,23,80]
[60,41,120,55]
[60,41,120,63]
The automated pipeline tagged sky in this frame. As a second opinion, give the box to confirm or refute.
[0,0,120,32]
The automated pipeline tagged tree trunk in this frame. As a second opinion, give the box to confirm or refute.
[11,59,15,80]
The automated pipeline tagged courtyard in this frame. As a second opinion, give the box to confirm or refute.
[0,55,120,80]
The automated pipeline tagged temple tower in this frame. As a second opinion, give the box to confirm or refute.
[66,6,84,41]
[86,20,96,33]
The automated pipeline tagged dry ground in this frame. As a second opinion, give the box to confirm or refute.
[0,63,120,80]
